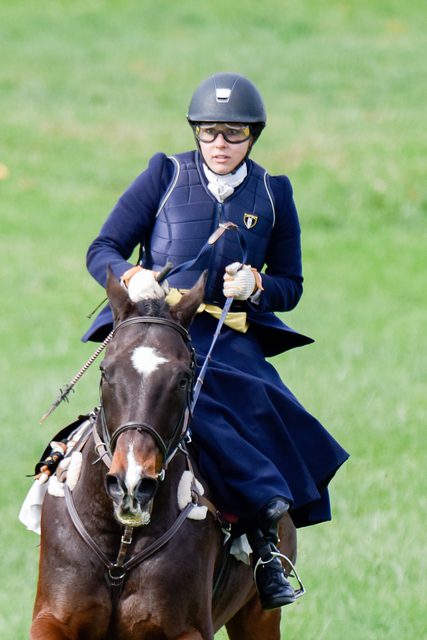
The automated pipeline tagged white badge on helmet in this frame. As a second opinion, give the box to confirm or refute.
[216,88,231,103]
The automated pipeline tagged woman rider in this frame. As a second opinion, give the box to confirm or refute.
[83,72,349,609]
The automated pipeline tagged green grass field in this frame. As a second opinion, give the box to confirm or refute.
[1,1,426,637]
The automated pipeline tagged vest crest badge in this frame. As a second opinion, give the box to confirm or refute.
[243,213,258,229]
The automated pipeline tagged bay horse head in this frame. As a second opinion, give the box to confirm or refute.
[100,270,206,528]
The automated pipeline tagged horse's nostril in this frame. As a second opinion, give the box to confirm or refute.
[105,474,125,501]
[134,478,158,504]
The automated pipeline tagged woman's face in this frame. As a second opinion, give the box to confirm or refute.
[199,133,252,175]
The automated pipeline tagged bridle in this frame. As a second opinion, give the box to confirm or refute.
[62,314,203,597]
[96,315,197,474]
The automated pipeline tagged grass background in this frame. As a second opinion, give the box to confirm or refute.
[1,0,426,637]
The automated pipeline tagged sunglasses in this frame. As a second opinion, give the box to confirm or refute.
[193,123,252,144]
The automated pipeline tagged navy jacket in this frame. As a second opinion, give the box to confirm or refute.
[84,151,313,356]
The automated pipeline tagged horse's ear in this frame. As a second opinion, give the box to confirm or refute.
[170,271,207,329]
[106,267,133,323]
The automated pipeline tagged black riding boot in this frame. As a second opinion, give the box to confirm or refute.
[247,497,296,610]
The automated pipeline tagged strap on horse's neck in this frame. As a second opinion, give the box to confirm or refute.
[63,482,195,594]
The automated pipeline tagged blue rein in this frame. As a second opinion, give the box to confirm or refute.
[156,222,248,415]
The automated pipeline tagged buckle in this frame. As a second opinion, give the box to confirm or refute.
[107,565,127,588]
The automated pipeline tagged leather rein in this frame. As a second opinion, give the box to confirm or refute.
[64,314,202,596]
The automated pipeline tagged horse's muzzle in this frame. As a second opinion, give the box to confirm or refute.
[105,473,158,526]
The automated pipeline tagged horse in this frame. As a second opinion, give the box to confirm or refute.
[30,271,298,640]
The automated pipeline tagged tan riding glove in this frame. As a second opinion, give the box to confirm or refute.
[120,266,170,303]
[223,262,263,300]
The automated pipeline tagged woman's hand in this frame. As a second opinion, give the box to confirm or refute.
[120,266,169,302]
[223,262,263,300]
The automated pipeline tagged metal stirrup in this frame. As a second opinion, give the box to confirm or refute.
[254,552,306,600]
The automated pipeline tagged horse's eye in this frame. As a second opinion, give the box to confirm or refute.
[178,374,190,390]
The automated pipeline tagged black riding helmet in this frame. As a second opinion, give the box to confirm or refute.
[187,72,266,144]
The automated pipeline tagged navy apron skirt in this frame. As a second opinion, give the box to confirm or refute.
[188,312,349,528]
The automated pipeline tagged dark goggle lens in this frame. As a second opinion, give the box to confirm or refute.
[194,123,251,144]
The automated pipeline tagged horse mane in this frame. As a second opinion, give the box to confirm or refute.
[133,297,172,320]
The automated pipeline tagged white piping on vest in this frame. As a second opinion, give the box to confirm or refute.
[156,157,276,231]
[263,171,276,227]
[156,156,180,218]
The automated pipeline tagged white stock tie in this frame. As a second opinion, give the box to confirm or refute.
[203,163,248,202]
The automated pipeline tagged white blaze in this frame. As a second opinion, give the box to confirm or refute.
[125,443,142,493]
[131,346,168,376]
